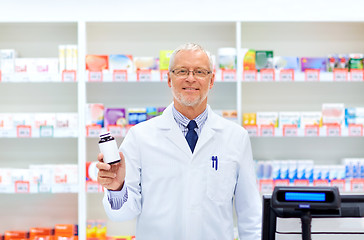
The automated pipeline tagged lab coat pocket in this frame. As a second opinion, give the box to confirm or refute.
[207,161,236,203]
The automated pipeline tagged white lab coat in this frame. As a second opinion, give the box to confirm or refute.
[103,103,262,240]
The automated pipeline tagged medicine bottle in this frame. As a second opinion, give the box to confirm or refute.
[98,132,121,164]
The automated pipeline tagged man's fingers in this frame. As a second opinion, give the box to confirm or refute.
[97,153,104,162]
[98,169,116,178]
[96,162,111,171]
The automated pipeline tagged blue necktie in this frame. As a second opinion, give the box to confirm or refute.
[186,120,198,153]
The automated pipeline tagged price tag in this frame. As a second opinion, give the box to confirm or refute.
[283,124,298,137]
[259,179,274,193]
[137,70,152,81]
[86,181,101,193]
[351,179,364,192]
[350,69,364,82]
[260,125,275,137]
[88,71,103,82]
[260,69,275,82]
[245,125,258,137]
[62,70,77,82]
[15,181,30,193]
[279,69,294,82]
[40,125,54,137]
[86,124,102,137]
[160,70,169,82]
[221,69,236,81]
[313,179,329,186]
[331,179,346,192]
[17,125,32,138]
[305,69,320,81]
[113,70,128,82]
[243,70,257,82]
[326,124,341,137]
[304,125,320,137]
[333,69,348,82]
[274,179,290,187]
[348,124,363,136]
[294,179,309,186]
[107,125,123,137]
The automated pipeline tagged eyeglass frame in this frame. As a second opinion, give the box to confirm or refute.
[170,68,212,78]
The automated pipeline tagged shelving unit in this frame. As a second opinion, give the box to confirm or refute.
[1,1,364,238]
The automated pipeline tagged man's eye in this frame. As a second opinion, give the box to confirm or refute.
[195,70,204,74]
[179,69,188,74]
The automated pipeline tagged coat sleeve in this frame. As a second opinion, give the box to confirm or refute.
[235,130,262,240]
[103,127,142,221]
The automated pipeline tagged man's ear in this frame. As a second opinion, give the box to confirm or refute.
[209,72,215,89]
[167,71,172,88]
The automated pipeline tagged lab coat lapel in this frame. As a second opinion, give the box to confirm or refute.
[193,106,223,155]
[156,104,192,158]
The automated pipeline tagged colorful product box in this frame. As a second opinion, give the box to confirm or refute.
[86,104,104,127]
[15,58,59,74]
[4,231,28,240]
[345,107,364,127]
[242,113,257,126]
[301,57,327,72]
[104,108,127,128]
[242,49,256,71]
[128,108,147,125]
[52,164,78,193]
[0,168,13,193]
[157,107,166,115]
[278,112,300,128]
[66,45,78,71]
[322,103,345,125]
[109,54,133,73]
[55,113,78,137]
[218,48,236,70]
[86,55,109,71]
[159,50,173,70]
[29,228,53,240]
[327,54,349,72]
[59,45,66,73]
[0,49,17,74]
[146,107,158,120]
[273,56,300,70]
[33,113,56,129]
[86,162,99,182]
[29,165,53,193]
[134,57,158,71]
[256,112,278,127]
[297,160,314,181]
[222,110,238,123]
[349,58,364,70]
[300,112,322,128]
[255,51,273,71]
[54,224,78,239]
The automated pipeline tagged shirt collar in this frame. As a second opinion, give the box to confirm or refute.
[172,104,208,129]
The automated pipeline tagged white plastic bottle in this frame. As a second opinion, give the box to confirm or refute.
[98,132,121,164]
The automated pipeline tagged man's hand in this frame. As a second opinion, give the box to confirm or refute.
[96,152,126,191]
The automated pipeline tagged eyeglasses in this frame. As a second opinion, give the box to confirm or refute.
[171,68,211,78]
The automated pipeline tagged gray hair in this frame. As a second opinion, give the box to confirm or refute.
[168,43,213,71]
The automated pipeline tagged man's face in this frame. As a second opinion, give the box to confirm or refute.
[168,50,215,110]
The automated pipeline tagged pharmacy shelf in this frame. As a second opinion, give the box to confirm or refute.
[0,82,77,112]
[87,193,136,236]
[0,138,78,167]
[1,15,364,239]
[86,81,237,110]
[0,193,78,233]
[85,69,236,82]
[251,137,364,164]
[0,73,70,83]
